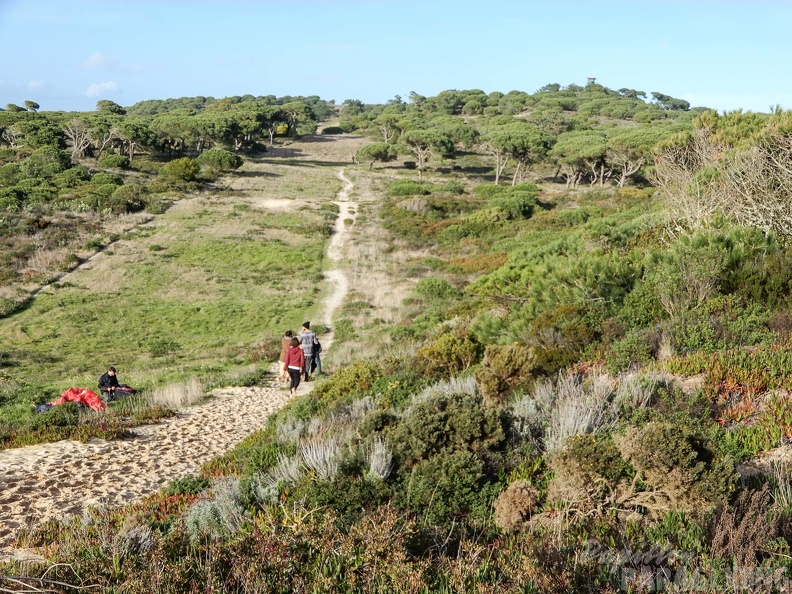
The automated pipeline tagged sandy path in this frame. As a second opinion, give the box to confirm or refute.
[0,376,291,550]
[321,169,356,352]
[0,159,356,555]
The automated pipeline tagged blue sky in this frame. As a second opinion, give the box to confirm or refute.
[0,0,788,113]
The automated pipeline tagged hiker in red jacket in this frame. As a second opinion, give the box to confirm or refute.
[284,337,305,396]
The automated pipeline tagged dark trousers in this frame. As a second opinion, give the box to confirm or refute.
[288,367,301,390]
[304,352,315,379]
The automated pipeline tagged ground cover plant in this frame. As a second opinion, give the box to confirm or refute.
[8,86,792,592]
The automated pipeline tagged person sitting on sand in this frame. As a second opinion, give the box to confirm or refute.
[284,338,304,396]
[98,366,119,398]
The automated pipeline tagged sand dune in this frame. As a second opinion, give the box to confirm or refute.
[0,369,305,551]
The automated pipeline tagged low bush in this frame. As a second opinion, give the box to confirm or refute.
[109,183,148,213]
[312,359,383,407]
[398,449,495,525]
[99,153,130,169]
[196,149,243,172]
[494,479,540,532]
[91,172,123,186]
[413,331,482,379]
[474,344,538,407]
[389,391,504,467]
[159,157,199,183]
[387,180,432,196]
[414,277,460,301]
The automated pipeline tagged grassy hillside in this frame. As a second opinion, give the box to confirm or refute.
[5,86,792,592]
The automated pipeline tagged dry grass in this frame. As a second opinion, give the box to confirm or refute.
[149,378,203,409]
[23,247,71,273]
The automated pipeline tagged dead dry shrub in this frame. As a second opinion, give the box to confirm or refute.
[494,480,540,532]
[709,485,779,569]
[474,344,538,407]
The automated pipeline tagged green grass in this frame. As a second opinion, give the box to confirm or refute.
[0,165,339,427]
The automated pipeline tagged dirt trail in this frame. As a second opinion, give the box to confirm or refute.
[321,169,356,352]
[0,139,360,557]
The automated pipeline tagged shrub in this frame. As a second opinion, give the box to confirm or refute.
[414,277,460,301]
[494,480,540,532]
[165,475,211,496]
[31,402,80,429]
[387,180,431,196]
[434,181,465,195]
[312,359,383,406]
[19,146,71,178]
[390,392,504,466]
[184,477,248,542]
[400,449,493,525]
[606,327,657,373]
[54,167,91,188]
[196,149,243,172]
[491,185,539,220]
[159,157,199,183]
[474,344,538,407]
[413,331,483,379]
[0,188,23,211]
[536,371,622,453]
[110,184,148,213]
[615,422,738,514]
[99,153,130,169]
[545,434,631,512]
[321,126,345,135]
[91,172,123,186]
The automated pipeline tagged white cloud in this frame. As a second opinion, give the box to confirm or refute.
[27,80,45,90]
[85,81,118,97]
[82,51,115,69]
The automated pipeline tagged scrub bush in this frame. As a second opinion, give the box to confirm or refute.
[414,277,460,301]
[196,149,243,172]
[400,449,493,525]
[91,172,123,186]
[474,344,538,407]
[390,392,504,467]
[159,157,199,183]
[413,331,482,379]
[99,154,130,169]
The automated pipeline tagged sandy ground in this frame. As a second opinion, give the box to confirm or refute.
[0,137,362,557]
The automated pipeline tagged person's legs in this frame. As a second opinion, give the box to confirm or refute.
[304,352,314,380]
[280,360,288,382]
[288,368,301,395]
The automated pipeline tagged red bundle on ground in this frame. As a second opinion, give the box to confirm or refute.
[51,387,107,411]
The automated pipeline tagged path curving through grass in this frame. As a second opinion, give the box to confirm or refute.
[320,169,356,353]
[0,145,363,558]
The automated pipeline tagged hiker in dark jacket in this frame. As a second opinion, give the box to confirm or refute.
[98,366,119,398]
[299,321,319,381]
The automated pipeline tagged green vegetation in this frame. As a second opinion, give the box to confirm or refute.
[7,83,792,592]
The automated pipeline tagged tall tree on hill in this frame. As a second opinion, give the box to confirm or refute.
[550,130,608,188]
[483,122,550,185]
[606,126,668,187]
[62,119,92,159]
[24,100,40,112]
[96,100,126,115]
[117,117,156,161]
[400,128,454,179]
[281,101,314,137]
